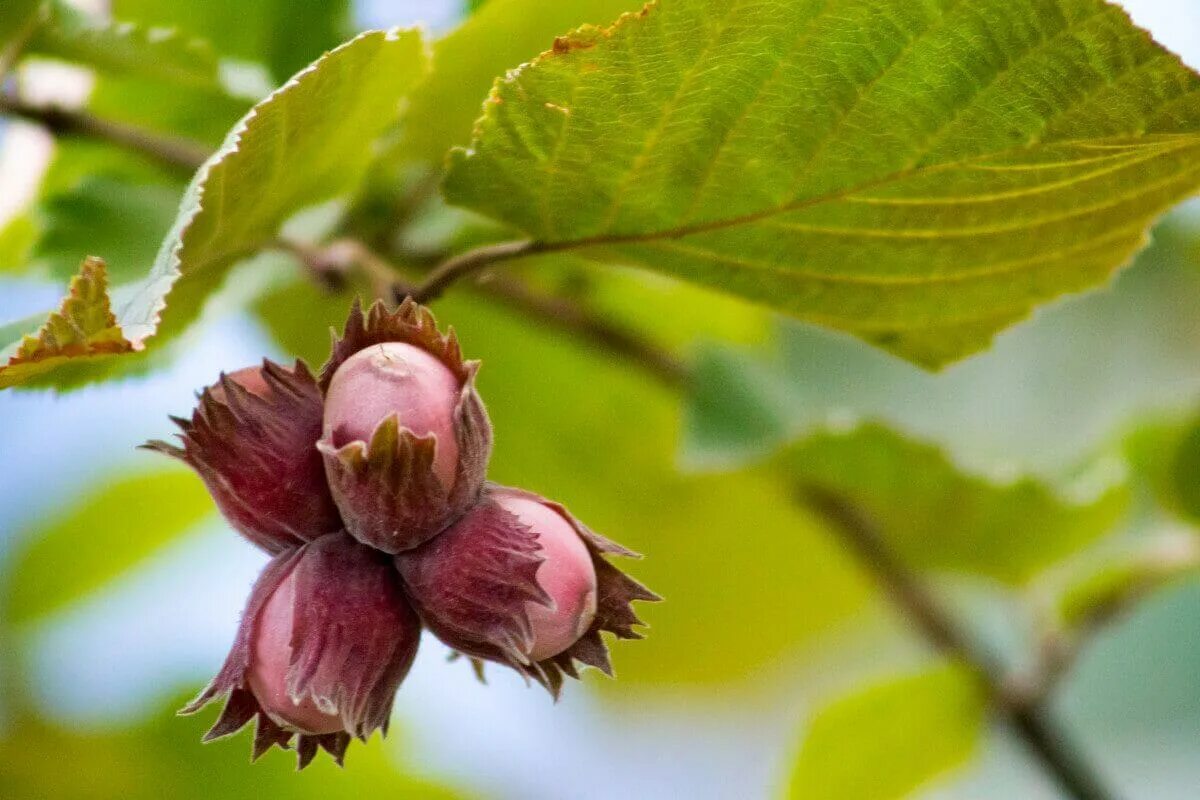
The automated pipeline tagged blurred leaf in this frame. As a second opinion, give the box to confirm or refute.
[400,0,638,163]
[253,276,355,366]
[430,292,868,689]
[0,0,39,52]
[89,76,252,146]
[1057,536,1200,630]
[681,218,1200,474]
[0,696,465,800]
[111,0,352,82]
[0,214,37,273]
[33,177,179,282]
[445,0,1200,368]
[0,29,427,389]
[4,468,212,625]
[787,663,985,800]
[785,423,1130,583]
[0,257,132,389]
[2,139,183,278]
[1170,414,1200,523]
[686,345,787,467]
[538,261,771,350]
[29,1,221,90]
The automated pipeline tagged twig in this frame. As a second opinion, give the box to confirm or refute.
[408,239,541,304]
[469,273,690,389]
[0,91,208,172]
[279,238,689,389]
[799,486,1119,800]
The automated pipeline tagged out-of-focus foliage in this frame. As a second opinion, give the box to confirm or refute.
[4,467,213,625]
[783,423,1129,584]
[32,178,177,282]
[681,218,1200,474]
[29,1,221,90]
[111,0,352,82]
[786,663,985,800]
[445,0,1200,367]
[0,698,465,800]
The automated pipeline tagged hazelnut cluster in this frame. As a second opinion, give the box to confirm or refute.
[147,300,658,768]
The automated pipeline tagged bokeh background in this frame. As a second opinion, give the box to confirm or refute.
[3,1,1200,798]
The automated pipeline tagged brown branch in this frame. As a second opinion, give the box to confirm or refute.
[408,239,541,304]
[282,238,689,389]
[0,91,208,173]
[468,273,690,389]
[799,486,1119,800]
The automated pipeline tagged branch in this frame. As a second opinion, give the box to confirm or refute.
[0,91,208,173]
[468,273,690,389]
[799,486,1118,800]
[284,238,690,389]
[408,239,541,304]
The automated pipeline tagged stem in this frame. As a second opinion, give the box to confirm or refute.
[469,273,690,389]
[799,486,1119,800]
[283,238,690,389]
[0,91,209,172]
[409,239,541,304]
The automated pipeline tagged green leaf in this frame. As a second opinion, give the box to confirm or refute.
[4,468,213,625]
[1056,539,1200,630]
[445,0,1200,367]
[112,0,352,82]
[0,214,37,273]
[0,257,133,389]
[785,423,1129,583]
[1170,414,1200,523]
[32,177,179,283]
[0,0,39,54]
[28,1,222,90]
[787,663,985,800]
[401,0,639,163]
[0,28,428,389]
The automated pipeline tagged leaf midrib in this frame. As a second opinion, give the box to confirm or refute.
[526,133,1200,253]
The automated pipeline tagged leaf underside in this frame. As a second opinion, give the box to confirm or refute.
[445,0,1200,367]
[0,28,428,389]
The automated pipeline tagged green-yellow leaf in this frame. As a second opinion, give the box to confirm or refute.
[445,0,1200,367]
[401,0,640,163]
[112,0,352,82]
[0,257,132,389]
[4,468,213,625]
[0,28,428,389]
[787,663,985,800]
[786,423,1129,583]
[29,1,222,90]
